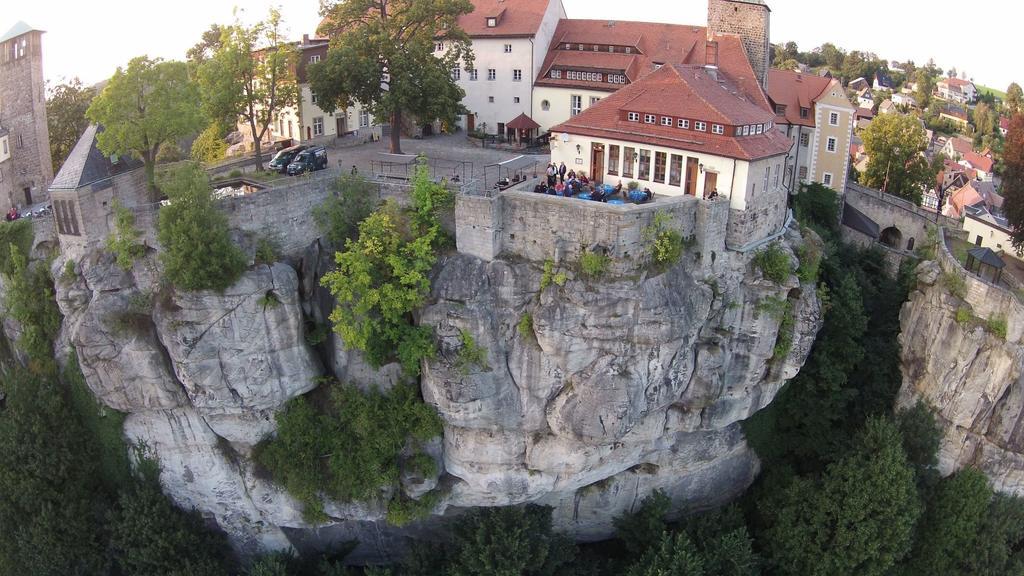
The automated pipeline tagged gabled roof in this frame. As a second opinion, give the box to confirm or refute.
[962,151,995,173]
[948,135,973,155]
[874,71,894,88]
[968,246,1005,269]
[456,0,555,38]
[535,19,768,108]
[0,21,43,44]
[551,64,790,162]
[50,125,144,191]
[766,69,834,127]
[507,113,540,130]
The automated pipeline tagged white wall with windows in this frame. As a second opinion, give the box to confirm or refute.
[549,130,785,211]
[291,84,380,144]
[532,86,611,132]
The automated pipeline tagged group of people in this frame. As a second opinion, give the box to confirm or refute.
[532,175,654,204]
[5,207,20,221]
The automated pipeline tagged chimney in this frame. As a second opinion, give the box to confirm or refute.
[302,34,309,46]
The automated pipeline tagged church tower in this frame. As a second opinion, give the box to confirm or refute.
[707,0,771,88]
[0,22,53,209]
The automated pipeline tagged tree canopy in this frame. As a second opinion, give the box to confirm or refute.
[198,8,297,171]
[861,113,935,203]
[312,0,474,154]
[46,78,96,176]
[1007,82,1022,114]
[86,57,203,194]
[1004,114,1024,253]
[156,163,246,292]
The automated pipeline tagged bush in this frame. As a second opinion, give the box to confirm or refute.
[773,302,796,359]
[644,211,685,270]
[955,306,972,325]
[4,246,61,370]
[754,244,792,284]
[254,234,280,265]
[313,174,380,247]
[409,157,454,231]
[455,329,489,374]
[517,313,534,339]
[106,200,146,270]
[942,271,967,298]
[987,315,1008,339]
[321,201,439,376]
[155,141,184,164]
[387,490,441,527]
[228,169,243,178]
[254,382,443,522]
[579,250,611,279]
[0,219,34,276]
[191,122,229,164]
[797,240,823,284]
[156,163,246,292]
[62,258,77,282]
[794,183,841,242]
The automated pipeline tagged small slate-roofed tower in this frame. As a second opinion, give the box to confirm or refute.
[707,0,771,88]
[0,21,53,209]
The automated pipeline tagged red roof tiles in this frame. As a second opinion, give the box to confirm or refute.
[963,151,995,173]
[551,64,791,162]
[765,69,833,127]
[456,0,555,38]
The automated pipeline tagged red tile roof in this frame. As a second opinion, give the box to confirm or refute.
[944,77,974,89]
[765,69,834,127]
[963,151,995,173]
[949,136,973,155]
[534,19,768,108]
[456,0,555,38]
[551,64,791,162]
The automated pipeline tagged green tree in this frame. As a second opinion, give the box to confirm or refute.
[1003,114,1024,252]
[313,0,474,154]
[913,69,934,109]
[964,494,1024,574]
[106,200,146,270]
[0,369,109,575]
[626,532,705,576]
[156,163,245,291]
[46,78,96,175]
[446,506,576,576]
[1007,82,1023,114]
[820,43,845,71]
[614,490,671,557]
[861,113,935,203]
[4,246,61,371]
[762,417,920,576]
[895,401,942,487]
[108,457,230,576]
[190,122,229,164]
[86,57,203,194]
[902,468,990,575]
[186,23,227,66]
[198,8,298,171]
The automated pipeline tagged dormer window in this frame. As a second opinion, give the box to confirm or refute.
[628,112,640,122]
[678,119,689,129]
[695,121,707,132]
[800,107,810,118]
[486,17,497,27]
[774,104,786,116]
[712,124,724,135]
[661,116,672,126]
[625,47,632,54]
[644,114,656,124]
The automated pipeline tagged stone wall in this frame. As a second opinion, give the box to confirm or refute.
[844,182,957,253]
[455,188,730,275]
[707,0,770,87]
[725,179,787,251]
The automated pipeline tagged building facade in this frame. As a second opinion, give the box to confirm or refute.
[0,22,53,211]
[448,0,565,135]
[766,69,855,193]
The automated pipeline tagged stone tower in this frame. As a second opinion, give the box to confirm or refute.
[707,0,771,88]
[0,22,53,210]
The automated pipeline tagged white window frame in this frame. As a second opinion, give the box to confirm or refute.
[823,173,834,186]
[628,112,640,122]
[313,117,324,136]
[487,68,496,81]
[829,112,839,126]
[590,96,601,105]
[661,116,673,126]
[435,42,444,52]
[513,69,522,82]
[756,124,763,134]
[678,119,689,129]
[712,124,724,134]
[486,17,497,27]
[504,44,512,53]
[359,109,370,128]
[550,69,562,79]
[514,97,520,103]
[309,54,321,64]
[571,95,582,117]
[827,137,837,153]
[451,67,461,81]
[311,91,318,105]
[644,114,656,124]
[800,132,809,147]
[541,100,551,111]
[469,69,478,81]
[488,96,494,103]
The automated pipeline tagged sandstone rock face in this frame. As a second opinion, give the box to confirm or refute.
[897,260,1024,493]
[51,227,821,560]
[420,229,820,538]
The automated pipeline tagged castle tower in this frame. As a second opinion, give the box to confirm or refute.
[0,22,53,209]
[707,0,770,88]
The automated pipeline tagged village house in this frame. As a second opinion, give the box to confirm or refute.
[936,77,977,104]
[891,92,916,108]
[848,77,869,92]
[878,99,897,115]
[548,63,791,210]
[873,70,894,91]
[960,151,995,182]
[963,205,1019,259]
[1000,116,1010,137]
[766,68,856,192]
[939,105,970,131]
[943,179,1002,219]
[855,87,874,108]
[943,134,974,160]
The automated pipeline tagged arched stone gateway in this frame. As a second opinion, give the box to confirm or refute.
[880,226,903,249]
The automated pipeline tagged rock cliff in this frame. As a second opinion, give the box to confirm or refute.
[897,260,1024,493]
[48,226,821,561]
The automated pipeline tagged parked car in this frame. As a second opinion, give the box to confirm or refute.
[286,146,329,176]
[269,145,308,173]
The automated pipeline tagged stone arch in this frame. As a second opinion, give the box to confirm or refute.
[880,226,902,249]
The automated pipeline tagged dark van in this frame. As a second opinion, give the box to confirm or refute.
[286,146,329,176]
[269,145,308,173]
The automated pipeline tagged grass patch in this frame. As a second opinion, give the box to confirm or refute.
[757,296,789,319]
[455,330,489,375]
[942,271,967,299]
[755,244,792,284]
[987,316,1008,339]
[517,312,534,339]
[955,306,973,325]
[257,291,281,310]
[977,85,1007,100]
[579,250,610,279]
[797,241,823,284]
[540,260,568,291]
[254,234,281,265]
[643,211,686,271]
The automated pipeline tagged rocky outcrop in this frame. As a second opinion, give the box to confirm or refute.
[420,228,820,538]
[897,260,1024,493]
[50,225,821,560]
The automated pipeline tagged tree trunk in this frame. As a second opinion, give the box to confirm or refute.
[390,109,402,155]
[252,120,265,172]
[144,160,157,203]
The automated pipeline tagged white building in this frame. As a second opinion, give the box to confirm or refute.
[446,0,565,136]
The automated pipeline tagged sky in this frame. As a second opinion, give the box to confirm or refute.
[10,0,1022,92]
